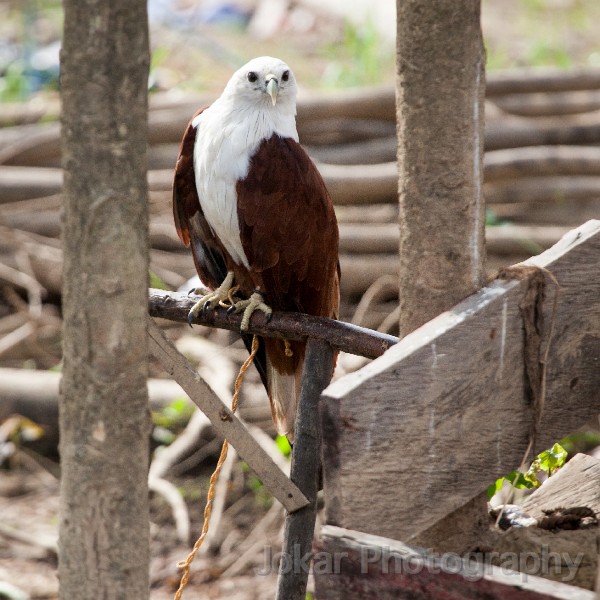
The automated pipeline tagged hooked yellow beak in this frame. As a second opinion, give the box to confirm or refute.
[266,75,279,106]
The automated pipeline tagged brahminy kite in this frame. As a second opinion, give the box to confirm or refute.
[173,56,340,440]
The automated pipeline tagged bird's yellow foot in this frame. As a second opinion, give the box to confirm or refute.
[187,271,238,326]
[227,290,272,331]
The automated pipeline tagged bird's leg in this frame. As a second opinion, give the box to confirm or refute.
[187,271,238,325]
[227,288,272,331]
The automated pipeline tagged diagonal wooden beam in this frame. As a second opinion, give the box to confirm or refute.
[146,316,308,513]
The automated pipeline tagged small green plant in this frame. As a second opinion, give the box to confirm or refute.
[149,270,170,291]
[487,442,568,499]
[152,397,194,437]
[0,61,29,102]
[526,442,568,481]
[239,462,274,508]
[248,473,273,509]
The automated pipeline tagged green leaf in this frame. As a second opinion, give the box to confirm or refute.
[489,442,569,499]
[524,442,568,486]
[487,469,535,499]
[275,435,292,457]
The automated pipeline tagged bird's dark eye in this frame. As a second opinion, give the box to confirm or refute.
[247,71,258,83]
[281,70,290,82]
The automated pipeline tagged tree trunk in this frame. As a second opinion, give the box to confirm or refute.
[59,2,151,598]
[396,0,486,336]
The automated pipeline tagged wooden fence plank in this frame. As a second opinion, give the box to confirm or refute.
[321,220,600,541]
[314,525,595,600]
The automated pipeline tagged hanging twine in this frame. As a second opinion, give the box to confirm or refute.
[174,334,260,600]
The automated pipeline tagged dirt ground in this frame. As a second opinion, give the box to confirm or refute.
[0,452,289,598]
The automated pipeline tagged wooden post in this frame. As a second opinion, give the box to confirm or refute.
[394,0,488,552]
[396,0,486,335]
[276,338,335,600]
[59,1,151,597]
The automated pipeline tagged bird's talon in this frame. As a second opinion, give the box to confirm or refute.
[186,272,235,322]
[227,285,240,306]
[232,291,272,332]
[189,286,209,297]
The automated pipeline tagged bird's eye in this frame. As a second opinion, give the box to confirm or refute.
[247,71,258,83]
[281,70,290,82]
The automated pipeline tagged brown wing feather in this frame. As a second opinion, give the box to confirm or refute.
[173,108,228,290]
[173,109,202,248]
[236,135,340,438]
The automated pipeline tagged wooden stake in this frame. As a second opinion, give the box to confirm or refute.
[276,338,335,600]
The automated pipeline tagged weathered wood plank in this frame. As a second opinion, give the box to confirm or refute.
[321,221,600,541]
[521,453,600,520]
[314,525,595,600]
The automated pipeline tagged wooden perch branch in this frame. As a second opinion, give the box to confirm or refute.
[148,288,399,359]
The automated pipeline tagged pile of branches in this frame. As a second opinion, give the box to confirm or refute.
[2,66,600,357]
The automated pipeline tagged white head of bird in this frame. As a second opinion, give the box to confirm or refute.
[222,56,298,114]
[192,56,300,178]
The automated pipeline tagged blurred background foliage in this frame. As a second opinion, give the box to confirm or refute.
[1,0,600,103]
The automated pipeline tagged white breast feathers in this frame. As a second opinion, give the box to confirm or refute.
[192,98,298,270]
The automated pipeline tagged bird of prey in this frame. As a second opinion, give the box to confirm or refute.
[173,56,340,440]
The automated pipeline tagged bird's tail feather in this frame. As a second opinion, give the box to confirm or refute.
[264,339,304,442]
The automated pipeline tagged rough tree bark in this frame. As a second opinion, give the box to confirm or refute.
[396,0,486,336]
[59,2,151,598]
